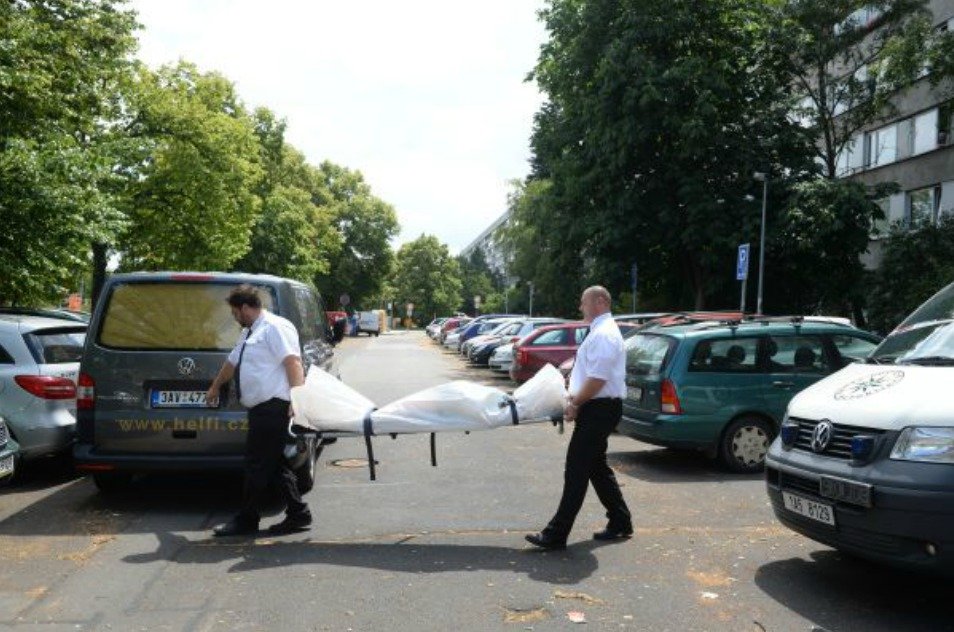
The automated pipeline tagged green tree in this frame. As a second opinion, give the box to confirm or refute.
[526,0,814,310]
[315,162,399,308]
[118,62,263,271]
[457,248,503,315]
[867,217,954,334]
[391,235,463,324]
[766,179,894,320]
[0,0,138,305]
[767,0,933,179]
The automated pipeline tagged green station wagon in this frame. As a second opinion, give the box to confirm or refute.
[619,318,881,472]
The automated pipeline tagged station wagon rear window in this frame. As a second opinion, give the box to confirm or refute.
[98,283,275,351]
[26,328,87,364]
[625,334,675,376]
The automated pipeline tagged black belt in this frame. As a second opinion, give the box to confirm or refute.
[586,397,622,403]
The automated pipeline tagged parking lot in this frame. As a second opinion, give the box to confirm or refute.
[0,331,950,631]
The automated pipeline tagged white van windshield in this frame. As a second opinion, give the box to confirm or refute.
[98,283,275,351]
[871,282,954,365]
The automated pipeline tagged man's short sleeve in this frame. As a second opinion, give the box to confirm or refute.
[585,333,619,381]
[268,320,301,361]
[226,338,243,366]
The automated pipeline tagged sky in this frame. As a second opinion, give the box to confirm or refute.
[130,0,548,253]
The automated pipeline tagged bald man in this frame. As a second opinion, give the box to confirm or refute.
[526,286,633,550]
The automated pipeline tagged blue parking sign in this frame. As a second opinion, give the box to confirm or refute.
[736,244,750,281]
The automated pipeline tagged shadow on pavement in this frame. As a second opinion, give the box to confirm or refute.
[123,530,608,584]
[0,472,258,537]
[1,452,82,493]
[755,550,954,632]
[607,447,763,484]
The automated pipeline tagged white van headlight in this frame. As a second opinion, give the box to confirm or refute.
[890,427,954,463]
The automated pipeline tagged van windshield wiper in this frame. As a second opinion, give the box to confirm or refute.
[897,356,954,366]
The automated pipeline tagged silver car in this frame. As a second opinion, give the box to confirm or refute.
[0,416,20,480]
[489,343,515,373]
[0,315,86,461]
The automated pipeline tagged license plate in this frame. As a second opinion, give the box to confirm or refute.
[151,390,210,408]
[820,475,873,508]
[0,455,14,478]
[782,491,836,526]
[627,386,643,401]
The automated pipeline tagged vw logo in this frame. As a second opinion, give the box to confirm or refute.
[177,357,196,376]
[811,420,833,453]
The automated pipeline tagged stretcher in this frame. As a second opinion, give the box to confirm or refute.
[290,364,568,480]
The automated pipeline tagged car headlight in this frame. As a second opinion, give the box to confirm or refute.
[890,427,954,463]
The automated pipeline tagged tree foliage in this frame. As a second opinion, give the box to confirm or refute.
[867,217,954,334]
[391,235,462,323]
[315,162,400,309]
[0,0,138,304]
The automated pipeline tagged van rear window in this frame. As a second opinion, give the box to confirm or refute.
[98,283,275,351]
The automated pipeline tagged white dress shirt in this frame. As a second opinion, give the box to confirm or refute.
[227,310,301,408]
[569,312,626,399]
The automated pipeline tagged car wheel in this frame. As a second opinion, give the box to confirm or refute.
[92,472,134,493]
[719,416,774,473]
[295,441,320,495]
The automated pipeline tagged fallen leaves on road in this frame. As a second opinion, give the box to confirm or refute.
[503,607,549,623]
[554,590,606,605]
[686,569,735,588]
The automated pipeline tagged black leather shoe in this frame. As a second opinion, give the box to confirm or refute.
[267,511,313,535]
[525,532,567,551]
[593,525,633,541]
[213,518,259,537]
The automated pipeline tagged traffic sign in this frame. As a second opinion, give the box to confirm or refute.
[736,244,750,281]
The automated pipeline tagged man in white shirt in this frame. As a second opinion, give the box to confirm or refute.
[206,285,310,537]
[526,286,632,550]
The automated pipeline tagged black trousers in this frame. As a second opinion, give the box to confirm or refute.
[545,398,631,538]
[237,397,307,523]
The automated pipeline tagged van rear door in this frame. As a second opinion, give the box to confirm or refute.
[84,281,275,455]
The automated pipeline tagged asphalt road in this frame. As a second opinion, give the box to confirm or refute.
[0,331,950,631]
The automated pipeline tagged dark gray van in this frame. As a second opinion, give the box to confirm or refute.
[74,272,337,492]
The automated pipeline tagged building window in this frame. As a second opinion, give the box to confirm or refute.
[913,109,939,155]
[940,102,953,147]
[907,186,941,229]
[869,123,898,167]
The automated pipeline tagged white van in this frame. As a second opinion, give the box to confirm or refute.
[355,311,381,337]
[766,281,954,573]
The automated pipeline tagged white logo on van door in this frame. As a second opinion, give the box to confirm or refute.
[177,357,196,376]
[834,370,904,400]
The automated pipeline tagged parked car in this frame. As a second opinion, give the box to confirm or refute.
[0,314,88,466]
[469,318,567,366]
[437,318,470,344]
[510,322,589,383]
[766,282,954,573]
[459,318,519,355]
[426,318,448,339]
[489,343,515,373]
[619,317,881,473]
[355,310,382,336]
[0,416,18,481]
[0,307,90,323]
[73,272,337,493]
[455,314,524,351]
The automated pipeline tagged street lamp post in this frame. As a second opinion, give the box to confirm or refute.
[528,281,535,318]
[753,172,769,316]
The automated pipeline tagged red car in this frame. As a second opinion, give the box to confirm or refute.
[510,322,589,383]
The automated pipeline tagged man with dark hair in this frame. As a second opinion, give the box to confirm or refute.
[526,285,633,550]
[206,284,312,536]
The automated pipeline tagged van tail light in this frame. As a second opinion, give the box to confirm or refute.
[660,379,682,414]
[15,375,77,400]
[77,372,96,410]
